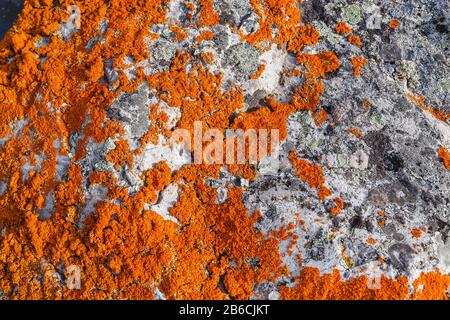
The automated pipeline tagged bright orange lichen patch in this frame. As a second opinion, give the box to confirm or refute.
[281,268,450,300]
[242,0,303,49]
[287,24,320,54]
[363,99,372,109]
[195,29,214,42]
[411,229,422,238]
[412,271,450,300]
[422,106,449,123]
[377,211,387,228]
[312,109,328,126]
[105,139,134,170]
[197,0,220,27]
[281,268,409,300]
[335,22,352,35]
[437,146,450,169]
[85,56,105,82]
[351,56,368,77]
[348,35,363,46]
[288,151,332,201]
[169,25,188,42]
[406,93,450,124]
[199,50,214,64]
[250,63,266,79]
[347,128,363,139]
[139,104,172,146]
[388,19,401,30]
[0,0,448,301]
[329,198,344,215]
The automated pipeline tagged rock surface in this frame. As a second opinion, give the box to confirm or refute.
[0,0,449,300]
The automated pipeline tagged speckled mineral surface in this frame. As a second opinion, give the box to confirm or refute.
[0,0,449,300]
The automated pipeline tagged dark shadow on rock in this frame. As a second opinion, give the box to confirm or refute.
[0,0,24,41]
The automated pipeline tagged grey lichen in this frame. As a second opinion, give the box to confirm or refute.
[226,42,260,74]
[152,41,177,63]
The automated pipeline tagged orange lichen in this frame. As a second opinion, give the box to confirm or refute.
[363,99,372,109]
[412,271,450,300]
[348,35,363,46]
[351,56,368,77]
[243,0,303,49]
[183,1,196,20]
[85,56,105,82]
[169,25,188,42]
[105,140,134,170]
[140,104,172,145]
[0,0,447,301]
[329,198,344,215]
[287,24,320,54]
[437,146,450,169]
[281,268,410,300]
[195,30,214,42]
[335,22,352,35]
[388,19,401,30]
[288,151,332,200]
[406,93,450,124]
[197,0,220,27]
[422,106,449,123]
[282,267,450,300]
[199,50,214,64]
[250,63,266,79]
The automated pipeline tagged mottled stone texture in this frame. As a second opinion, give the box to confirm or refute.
[0,0,449,300]
[0,0,23,40]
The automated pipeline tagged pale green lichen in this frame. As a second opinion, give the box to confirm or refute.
[337,154,349,167]
[439,78,450,93]
[153,41,176,62]
[370,111,383,129]
[341,4,362,25]
[226,42,260,74]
